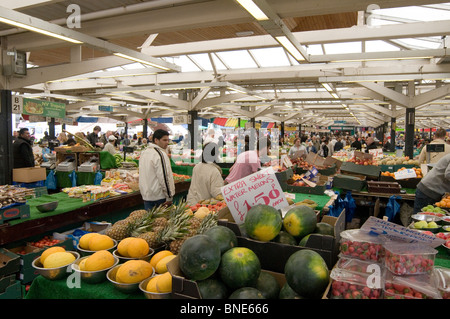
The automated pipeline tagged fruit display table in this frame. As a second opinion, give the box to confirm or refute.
[0,181,191,246]
[24,275,145,299]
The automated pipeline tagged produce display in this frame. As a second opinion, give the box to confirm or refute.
[381,167,423,178]
[173,173,191,183]
[29,236,63,248]
[176,229,331,299]
[384,242,436,275]
[339,229,385,262]
[378,156,419,166]
[436,194,450,208]
[105,200,218,254]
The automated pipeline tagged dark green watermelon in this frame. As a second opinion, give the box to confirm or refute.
[272,231,297,245]
[244,204,282,242]
[284,249,330,299]
[314,222,334,236]
[229,287,265,299]
[179,235,221,281]
[253,271,280,299]
[204,225,238,255]
[298,234,311,246]
[279,282,303,299]
[219,247,261,290]
[197,278,229,299]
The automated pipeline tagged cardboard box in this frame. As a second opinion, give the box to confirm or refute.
[286,175,328,195]
[0,248,21,278]
[168,255,287,299]
[0,204,30,225]
[217,206,345,271]
[12,167,46,183]
[332,173,367,192]
[275,168,293,182]
[0,275,22,299]
[6,245,42,268]
[379,175,421,189]
[340,161,381,179]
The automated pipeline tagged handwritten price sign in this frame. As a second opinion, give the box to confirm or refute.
[221,167,288,224]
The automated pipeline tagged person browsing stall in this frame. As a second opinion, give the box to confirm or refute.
[186,142,224,206]
[413,153,450,214]
[12,128,35,168]
[225,136,271,184]
[139,129,175,210]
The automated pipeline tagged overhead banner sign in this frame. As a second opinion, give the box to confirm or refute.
[13,96,66,119]
[221,167,288,225]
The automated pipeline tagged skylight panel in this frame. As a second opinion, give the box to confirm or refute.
[249,47,291,67]
[216,50,258,69]
[323,42,362,54]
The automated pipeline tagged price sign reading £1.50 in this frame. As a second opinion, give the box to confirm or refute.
[221,166,289,225]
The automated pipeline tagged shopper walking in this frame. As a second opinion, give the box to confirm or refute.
[413,153,450,213]
[139,129,175,210]
[12,128,35,168]
[186,142,224,206]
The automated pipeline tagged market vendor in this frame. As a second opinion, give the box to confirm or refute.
[103,135,117,155]
[288,137,306,157]
[225,136,271,184]
[139,129,175,210]
[186,142,224,206]
[417,128,450,164]
[413,152,450,214]
[12,128,35,168]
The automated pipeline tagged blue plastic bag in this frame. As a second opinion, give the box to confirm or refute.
[328,191,344,217]
[45,170,57,190]
[384,195,401,221]
[68,170,77,187]
[94,171,103,185]
[343,191,357,222]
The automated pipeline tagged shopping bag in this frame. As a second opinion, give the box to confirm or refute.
[45,170,57,190]
[343,191,357,222]
[384,195,401,221]
[94,171,103,185]
[328,191,344,217]
[68,170,77,187]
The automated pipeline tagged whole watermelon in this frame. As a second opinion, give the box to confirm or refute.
[229,287,265,299]
[283,205,317,238]
[284,249,330,299]
[253,271,280,299]
[204,225,238,255]
[244,205,282,242]
[197,278,229,299]
[219,247,261,290]
[179,235,221,281]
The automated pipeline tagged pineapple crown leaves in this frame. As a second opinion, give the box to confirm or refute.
[128,204,170,236]
[197,213,218,234]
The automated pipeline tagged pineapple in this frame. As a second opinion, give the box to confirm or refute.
[137,231,160,248]
[169,212,219,254]
[105,219,130,241]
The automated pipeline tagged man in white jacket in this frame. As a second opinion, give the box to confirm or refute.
[139,129,175,210]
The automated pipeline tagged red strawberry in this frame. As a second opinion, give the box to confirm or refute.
[362,286,371,297]
[351,290,362,299]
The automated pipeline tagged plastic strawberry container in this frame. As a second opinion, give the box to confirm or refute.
[432,267,450,299]
[339,229,385,262]
[329,261,384,299]
[384,242,437,275]
[384,270,441,299]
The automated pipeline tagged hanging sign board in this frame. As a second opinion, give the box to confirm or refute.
[22,97,66,118]
[12,96,23,114]
[221,166,288,224]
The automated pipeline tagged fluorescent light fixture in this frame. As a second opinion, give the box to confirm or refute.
[275,36,305,61]
[229,87,248,94]
[235,0,269,20]
[113,53,171,71]
[0,16,82,44]
[322,83,333,92]
[331,92,339,99]
[331,56,433,63]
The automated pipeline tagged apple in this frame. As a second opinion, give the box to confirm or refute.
[414,220,428,229]
[427,221,438,229]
